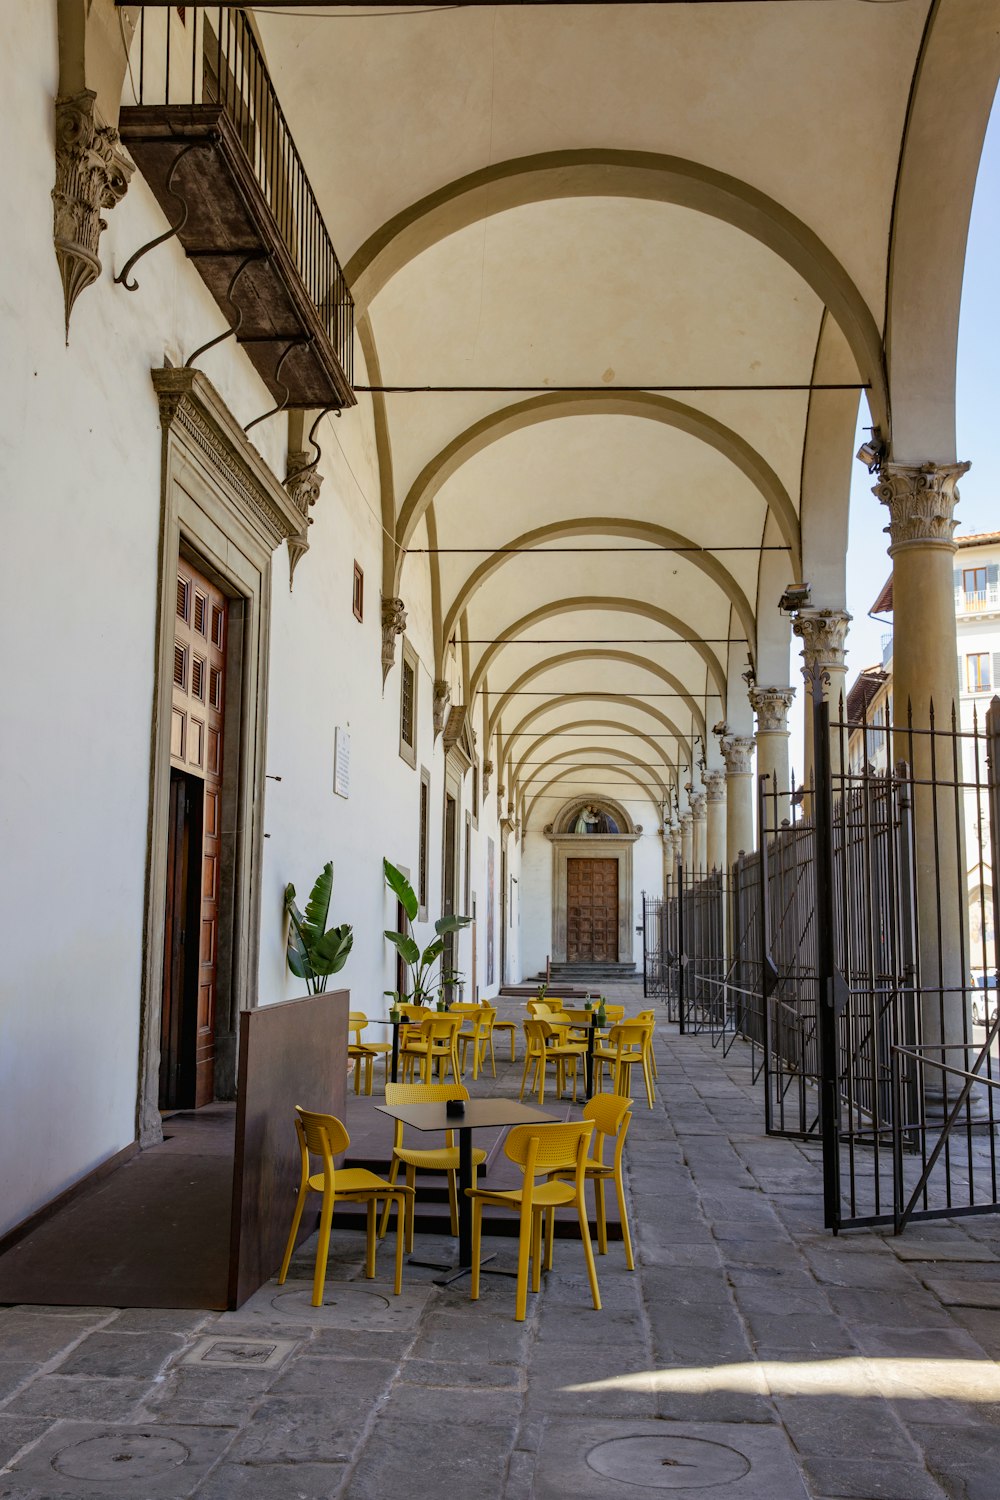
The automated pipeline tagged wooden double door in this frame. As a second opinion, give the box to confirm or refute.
[160,560,227,1110]
[566,857,618,963]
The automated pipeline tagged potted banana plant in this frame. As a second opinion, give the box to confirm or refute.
[284,861,353,994]
[383,857,470,1006]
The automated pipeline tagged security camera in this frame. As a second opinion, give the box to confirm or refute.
[778,582,812,615]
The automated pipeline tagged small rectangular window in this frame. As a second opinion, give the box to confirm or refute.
[211,604,224,648]
[191,655,206,700]
[176,575,190,622]
[399,640,417,767]
[352,562,364,622]
[967,653,991,693]
[173,643,188,690]
[418,769,430,917]
[964,567,987,598]
[193,591,208,636]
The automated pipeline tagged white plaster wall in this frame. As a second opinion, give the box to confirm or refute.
[0,6,283,1236]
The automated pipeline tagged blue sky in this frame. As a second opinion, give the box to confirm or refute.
[845,90,1000,675]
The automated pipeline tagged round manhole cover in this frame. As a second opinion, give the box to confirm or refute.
[586,1435,751,1490]
[53,1433,190,1481]
[270,1286,392,1321]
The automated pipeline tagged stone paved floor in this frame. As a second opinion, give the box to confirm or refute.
[2,987,1000,1499]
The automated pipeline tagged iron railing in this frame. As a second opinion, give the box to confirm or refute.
[128,6,354,382]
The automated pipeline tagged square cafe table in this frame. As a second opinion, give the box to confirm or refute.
[374,1098,557,1285]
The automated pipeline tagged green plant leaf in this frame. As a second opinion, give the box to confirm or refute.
[312,924,353,974]
[302,861,334,939]
[384,929,420,966]
[434,914,471,936]
[383,858,418,923]
[420,936,446,966]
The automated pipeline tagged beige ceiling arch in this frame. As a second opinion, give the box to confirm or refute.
[525,764,663,831]
[519,747,668,806]
[345,148,886,429]
[488,650,707,744]
[440,518,757,672]
[515,744,671,804]
[468,597,730,702]
[355,313,398,598]
[502,695,693,774]
[512,717,677,780]
[394,391,800,585]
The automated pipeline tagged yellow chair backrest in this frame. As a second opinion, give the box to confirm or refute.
[527,1000,556,1017]
[384,1081,469,1106]
[523,1017,553,1050]
[418,1014,462,1042]
[606,1022,651,1054]
[603,1004,626,1023]
[504,1119,595,1175]
[583,1093,632,1155]
[295,1105,350,1168]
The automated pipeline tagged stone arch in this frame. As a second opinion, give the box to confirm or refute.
[487,651,707,744]
[525,764,662,830]
[439,517,758,674]
[469,598,731,702]
[512,717,677,780]
[346,148,887,429]
[394,391,800,589]
[550,793,638,837]
[501,695,693,773]
[885,0,1000,461]
[518,748,668,807]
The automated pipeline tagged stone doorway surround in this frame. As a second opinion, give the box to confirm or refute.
[544,798,641,966]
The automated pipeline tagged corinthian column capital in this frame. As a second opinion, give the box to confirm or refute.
[793,609,851,670]
[703,768,726,803]
[749,685,795,734]
[875,460,970,554]
[690,793,707,823]
[720,735,755,776]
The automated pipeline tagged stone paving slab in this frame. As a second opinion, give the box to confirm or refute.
[2,995,999,1500]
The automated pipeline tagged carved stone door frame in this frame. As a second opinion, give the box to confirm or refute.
[138,368,302,1146]
[545,831,641,966]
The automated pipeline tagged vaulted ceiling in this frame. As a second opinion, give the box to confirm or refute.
[254,0,998,830]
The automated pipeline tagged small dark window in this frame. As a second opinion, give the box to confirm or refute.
[418,771,430,913]
[173,643,188,690]
[209,665,222,710]
[176,575,190,622]
[193,591,207,635]
[191,655,206,701]
[352,562,364,622]
[211,604,224,648]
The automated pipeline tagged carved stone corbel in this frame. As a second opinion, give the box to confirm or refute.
[283,450,323,590]
[53,90,133,340]
[433,679,451,738]
[483,759,494,795]
[380,596,407,683]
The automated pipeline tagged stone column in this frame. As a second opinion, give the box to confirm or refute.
[721,735,755,870]
[680,811,694,876]
[704,770,727,872]
[794,609,851,793]
[749,685,795,829]
[876,460,972,1111]
[691,793,707,875]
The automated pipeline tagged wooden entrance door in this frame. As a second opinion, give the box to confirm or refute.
[567,858,618,963]
[161,561,227,1109]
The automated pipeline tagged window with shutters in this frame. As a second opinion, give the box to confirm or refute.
[967,653,991,693]
[399,639,417,767]
[418,768,430,919]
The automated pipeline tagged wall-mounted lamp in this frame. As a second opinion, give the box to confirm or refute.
[778,582,812,616]
[856,428,886,473]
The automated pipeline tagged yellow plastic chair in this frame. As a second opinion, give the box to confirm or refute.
[468,1120,601,1321]
[519,1018,586,1106]
[593,1022,655,1108]
[277,1107,412,1306]
[484,999,517,1062]
[401,1013,462,1084]
[377,1082,486,1246]
[458,1007,496,1080]
[632,1008,659,1081]
[347,1012,391,1095]
[549,1094,635,1269]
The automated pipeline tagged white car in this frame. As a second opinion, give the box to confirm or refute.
[971,972,998,1027]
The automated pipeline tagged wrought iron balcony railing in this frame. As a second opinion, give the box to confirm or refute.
[120,7,354,411]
